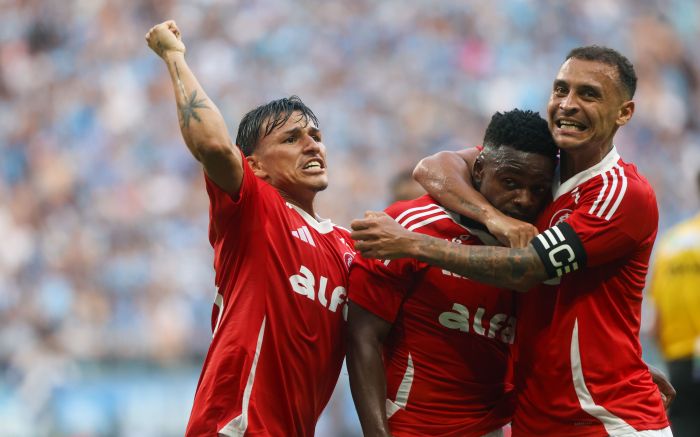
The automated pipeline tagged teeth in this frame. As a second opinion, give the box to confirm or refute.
[559,120,585,130]
[304,162,321,169]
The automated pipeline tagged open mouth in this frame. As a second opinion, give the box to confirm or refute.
[302,159,324,170]
[556,119,587,132]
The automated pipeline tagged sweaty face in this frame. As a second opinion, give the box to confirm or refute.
[249,111,328,199]
[474,147,555,223]
[547,58,633,153]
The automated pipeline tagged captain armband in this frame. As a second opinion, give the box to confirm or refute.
[530,222,587,279]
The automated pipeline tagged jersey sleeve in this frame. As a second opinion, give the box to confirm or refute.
[205,149,262,245]
[348,254,421,323]
[531,175,658,279]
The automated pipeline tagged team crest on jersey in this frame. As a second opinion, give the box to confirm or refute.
[549,209,572,227]
[344,252,355,269]
[451,234,471,244]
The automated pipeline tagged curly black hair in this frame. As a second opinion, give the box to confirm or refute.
[236,95,319,156]
[482,109,558,161]
[566,45,637,99]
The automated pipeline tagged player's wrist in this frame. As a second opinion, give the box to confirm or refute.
[162,49,186,63]
[410,232,441,261]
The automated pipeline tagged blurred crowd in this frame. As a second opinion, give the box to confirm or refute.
[1,0,699,435]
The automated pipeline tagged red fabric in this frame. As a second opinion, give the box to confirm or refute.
[512,151,668,436]
[186,152,353,436]
[349,195,515,437]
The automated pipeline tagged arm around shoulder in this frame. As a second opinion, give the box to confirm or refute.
[413,148,538,248]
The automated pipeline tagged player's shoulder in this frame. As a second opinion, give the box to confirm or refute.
[332,223,352,239]
[386,194,459,234]
[577,156,656,219]
[385,194,442,219]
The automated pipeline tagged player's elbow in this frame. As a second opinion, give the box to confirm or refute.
[412,158,431,186]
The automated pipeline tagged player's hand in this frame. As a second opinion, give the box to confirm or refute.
[145,20,186,59]
[351,211,422,260]
[648,364,676,409]
[485,212,538,248]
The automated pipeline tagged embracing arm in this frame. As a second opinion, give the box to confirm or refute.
[351,212,548,292]
[414,149,538,248]
[145,20,243,195]
[346,302,393,437]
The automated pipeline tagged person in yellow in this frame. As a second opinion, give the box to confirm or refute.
[650,171,700,437]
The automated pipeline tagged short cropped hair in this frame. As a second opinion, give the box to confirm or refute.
[482,109,558,161]
[236,95,319,156]
[566,45,637,99]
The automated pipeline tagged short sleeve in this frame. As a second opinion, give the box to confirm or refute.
[348,254,421,323]
[532,171,658,278]
[205,150,263,245]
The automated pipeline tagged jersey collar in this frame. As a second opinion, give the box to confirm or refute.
[554,146,620,200]
[286,202,334,234]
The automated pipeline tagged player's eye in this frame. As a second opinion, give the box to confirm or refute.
[284,136,296,144]
[554,86,567,96]
[503,178,517,189]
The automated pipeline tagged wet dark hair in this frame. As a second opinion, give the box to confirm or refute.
[236,95,319,156]
[566,45,637,99]
[482,109,558,161]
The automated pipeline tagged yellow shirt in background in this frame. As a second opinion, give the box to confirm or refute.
[650,213,700,360]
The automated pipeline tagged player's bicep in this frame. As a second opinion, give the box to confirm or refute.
[346,302,393,345]
[200,141,244,196]
[567,177,657,265]
[531,222,588,279]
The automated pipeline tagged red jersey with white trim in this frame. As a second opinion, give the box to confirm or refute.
[514,148,668,436]
[185,153,354,437]
[349,195,516,437]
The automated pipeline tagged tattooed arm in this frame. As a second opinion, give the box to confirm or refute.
[145,20,243,194]
[351,212,548,292]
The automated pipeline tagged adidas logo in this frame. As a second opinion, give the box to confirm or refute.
[292,226,316,247]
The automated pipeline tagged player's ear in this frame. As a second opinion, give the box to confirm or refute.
[473,155,485,188]
[616,100,634,127]
[246,155,268,179]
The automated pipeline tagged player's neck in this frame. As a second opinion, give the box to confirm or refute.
[559,143,614,182]
[280,191,316,217]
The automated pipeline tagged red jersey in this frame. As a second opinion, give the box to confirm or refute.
[349,195,516,437]
[185,154,354,437]
[517,148,668,436]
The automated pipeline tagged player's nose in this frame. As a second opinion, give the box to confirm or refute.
[514,190,537,215]
[302,135,322,153]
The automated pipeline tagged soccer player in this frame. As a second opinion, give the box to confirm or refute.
[146,21,354,436]
[351,46,672,436]
[347,109,558,437]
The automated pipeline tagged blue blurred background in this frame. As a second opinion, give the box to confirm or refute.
[1,0,699,435]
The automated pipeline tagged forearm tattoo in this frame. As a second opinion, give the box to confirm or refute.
[420,239,543,288]
[174,63,208,128]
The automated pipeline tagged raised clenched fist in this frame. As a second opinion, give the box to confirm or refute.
[145,20,185,59]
